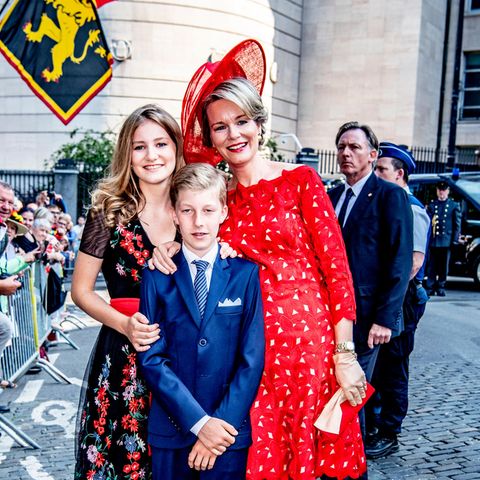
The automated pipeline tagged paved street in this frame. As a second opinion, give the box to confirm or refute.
[0,280,479,479]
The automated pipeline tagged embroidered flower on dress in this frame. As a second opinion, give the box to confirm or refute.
[87,444,99,463]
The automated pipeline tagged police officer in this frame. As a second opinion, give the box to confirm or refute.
[366,142,430,459]
[425,182,461,296]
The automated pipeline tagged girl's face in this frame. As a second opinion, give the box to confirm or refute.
[131,119,177,190]
[22,211,34,230]
[206,99,261,168]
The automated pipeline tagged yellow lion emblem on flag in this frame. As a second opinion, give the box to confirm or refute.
[23,0,107,83]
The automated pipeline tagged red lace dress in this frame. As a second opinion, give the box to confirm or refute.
[220,166,366,480]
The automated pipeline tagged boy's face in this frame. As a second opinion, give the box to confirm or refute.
[173,186,227,258]
[7,223,17,241]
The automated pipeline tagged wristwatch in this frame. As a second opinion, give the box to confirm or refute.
[335,341,355,353]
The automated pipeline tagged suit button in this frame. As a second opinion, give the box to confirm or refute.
[199,338,207,347]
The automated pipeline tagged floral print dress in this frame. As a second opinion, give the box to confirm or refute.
[75,213,154,480]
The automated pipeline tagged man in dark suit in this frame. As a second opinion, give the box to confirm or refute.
[328,122,413,437]
[138,164,265,480]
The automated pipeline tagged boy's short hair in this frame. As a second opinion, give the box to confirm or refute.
[170,163,228,207]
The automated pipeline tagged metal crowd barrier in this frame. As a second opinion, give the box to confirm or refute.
[0,261,73,449]
[0,268,38,386]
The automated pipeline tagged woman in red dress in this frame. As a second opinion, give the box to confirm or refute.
[181,40,368,480]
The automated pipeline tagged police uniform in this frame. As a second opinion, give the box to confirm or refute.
[425,195,461,295]
[366,143,430,460]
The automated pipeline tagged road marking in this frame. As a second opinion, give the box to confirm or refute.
[15,380,44,403]
[68,376,83,387]
[48,353,60,365]
[32,400,76,438]
[20,456,54,480]
[0,433,15,460]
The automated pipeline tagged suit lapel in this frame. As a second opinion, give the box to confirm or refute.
[342,173,378,239]
[173,252,202,328]
[201,255,230,330]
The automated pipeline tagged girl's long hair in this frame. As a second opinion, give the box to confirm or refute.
[91,104,184,227]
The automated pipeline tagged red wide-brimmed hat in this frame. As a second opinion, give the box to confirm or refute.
[181,39,266,165]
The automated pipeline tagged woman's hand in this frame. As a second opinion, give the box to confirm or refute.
[219,241,237,259]
[22,247,40,263]
[148,241,181,274]
[125,312,160,352]
[47,251,65,263]
[333,352,367,407]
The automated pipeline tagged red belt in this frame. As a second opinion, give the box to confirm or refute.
[110,298,140,317]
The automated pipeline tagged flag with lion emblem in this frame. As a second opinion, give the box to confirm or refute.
[0,0,114,124]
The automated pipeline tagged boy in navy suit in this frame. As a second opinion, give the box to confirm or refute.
[138,163,265,479]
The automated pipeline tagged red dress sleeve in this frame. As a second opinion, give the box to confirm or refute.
[297,167,356,324]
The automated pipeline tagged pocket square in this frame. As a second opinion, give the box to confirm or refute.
[218,298,242,307]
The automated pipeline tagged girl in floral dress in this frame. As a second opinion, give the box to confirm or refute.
[72,104,184,480]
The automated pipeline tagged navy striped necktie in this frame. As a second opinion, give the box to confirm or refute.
[193,260,209,319]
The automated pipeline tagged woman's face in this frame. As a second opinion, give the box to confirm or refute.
[131,119,177,190]
[22,211,34,230]
[207,99,261,167]
[32,225,49,243]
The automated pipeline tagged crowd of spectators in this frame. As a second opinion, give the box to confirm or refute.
[0,185,84,413]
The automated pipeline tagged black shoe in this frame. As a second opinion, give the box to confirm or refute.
[437,289,446,297]
[0,404,10,414]
[365,433,399,459]
[366,426,379,441]
[26,365,42,374]
[425,289,435,296]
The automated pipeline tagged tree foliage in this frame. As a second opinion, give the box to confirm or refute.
[47,129,116,173]
[264,137,286,162]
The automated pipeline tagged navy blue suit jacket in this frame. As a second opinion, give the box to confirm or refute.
[328,173,413,351]
[138,248,265,450]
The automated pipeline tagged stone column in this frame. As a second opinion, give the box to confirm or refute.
[53,159,79,221]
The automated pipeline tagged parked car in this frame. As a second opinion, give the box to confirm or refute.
[408,172,480,285]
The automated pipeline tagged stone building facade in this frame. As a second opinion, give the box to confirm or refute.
[0,0,478,169]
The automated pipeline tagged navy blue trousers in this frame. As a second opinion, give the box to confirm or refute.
[151,446,248,480]
[356,342,381,438]
[367,283,427,435]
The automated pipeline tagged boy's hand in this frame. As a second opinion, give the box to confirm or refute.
[198,417,238,455]
[148,241,181,273]
[188,439,217,471]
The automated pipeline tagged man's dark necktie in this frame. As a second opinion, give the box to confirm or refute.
[337,188,354,227]
[193,260,209,319]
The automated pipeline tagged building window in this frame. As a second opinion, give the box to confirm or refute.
[470,0,480,11]
[461,52,480,119]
